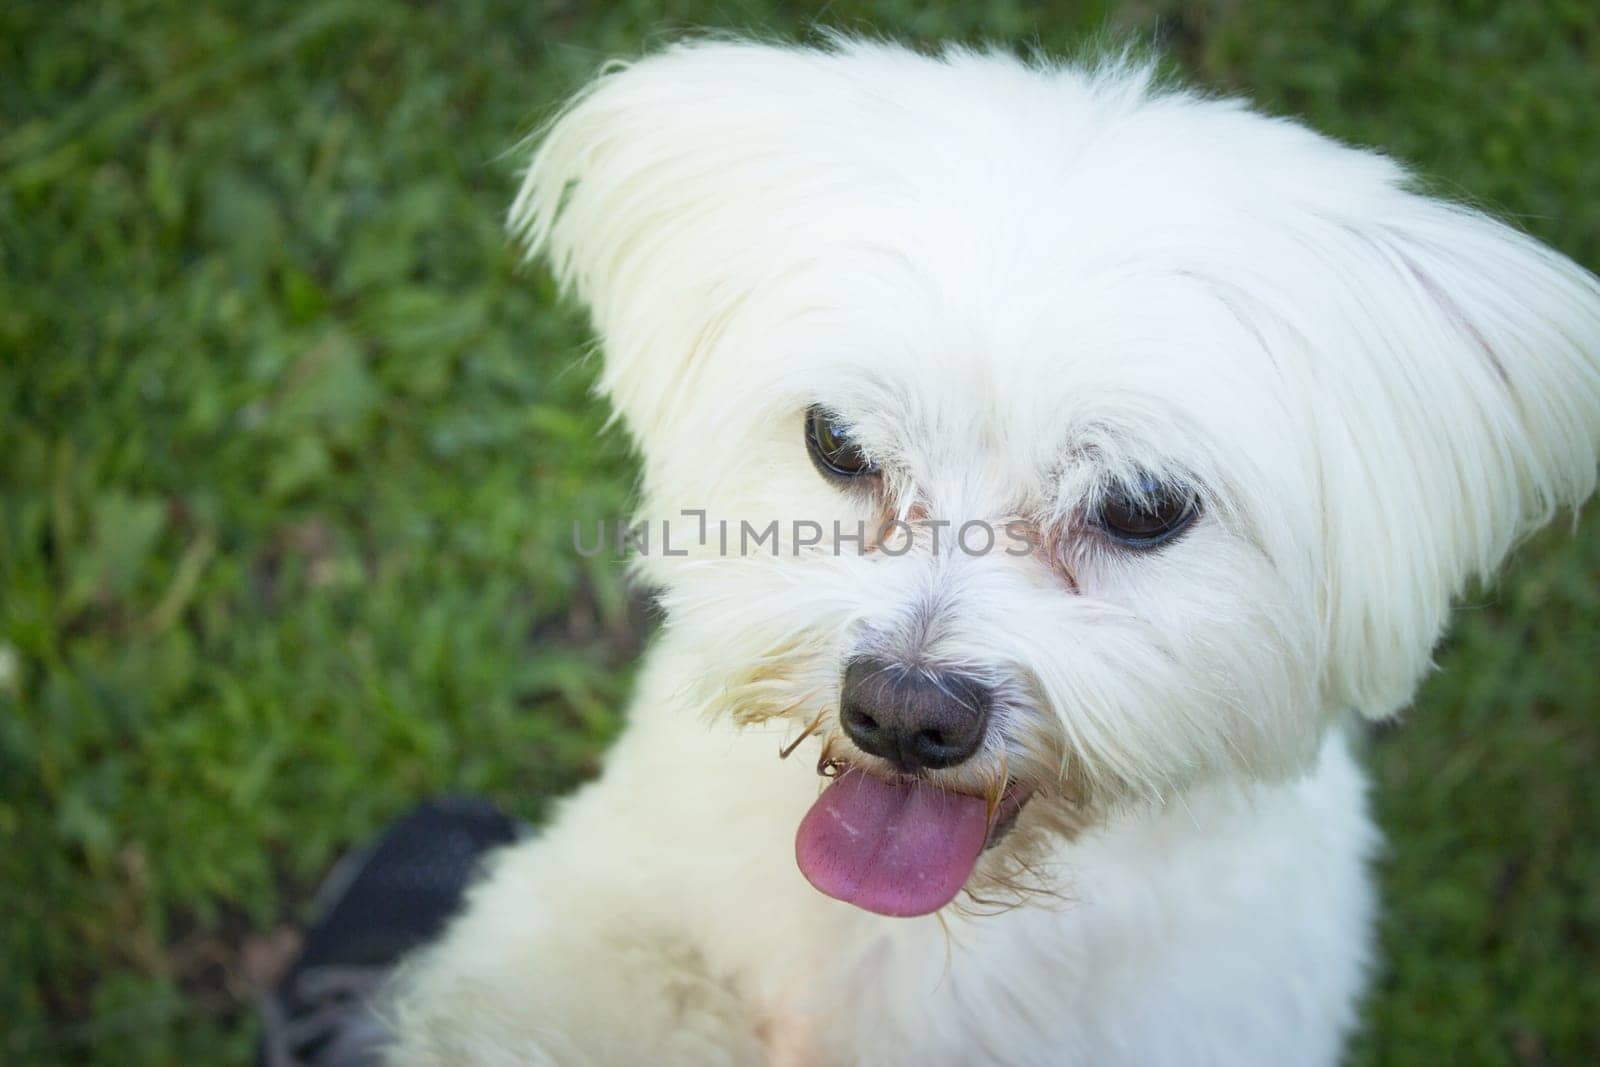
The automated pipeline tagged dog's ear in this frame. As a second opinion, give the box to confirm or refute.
[1304,195,1600,719]
[508,44,811,456]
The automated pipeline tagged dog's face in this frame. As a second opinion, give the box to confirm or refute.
[517,41,1600,915]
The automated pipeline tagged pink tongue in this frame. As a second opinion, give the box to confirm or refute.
[795,770,989,917]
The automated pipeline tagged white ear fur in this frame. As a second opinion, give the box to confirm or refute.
[507,43,822,456]
[1303,197,1600,718]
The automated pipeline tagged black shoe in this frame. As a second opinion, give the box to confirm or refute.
[260,797,523,1066]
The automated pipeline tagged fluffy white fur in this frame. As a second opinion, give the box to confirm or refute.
[389,39,1600,1065]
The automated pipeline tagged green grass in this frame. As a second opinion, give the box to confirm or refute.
[2,2,1596,1063]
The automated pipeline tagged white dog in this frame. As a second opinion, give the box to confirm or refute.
[391,38,1600,1065]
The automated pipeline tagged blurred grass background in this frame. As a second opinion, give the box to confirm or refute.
[2,1,1596,1063]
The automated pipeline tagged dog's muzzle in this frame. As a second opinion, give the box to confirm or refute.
[791,657,1009,917]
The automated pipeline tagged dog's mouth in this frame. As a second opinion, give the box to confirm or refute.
[794,766,1033,917]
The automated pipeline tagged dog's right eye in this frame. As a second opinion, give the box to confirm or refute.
[806,406,878,479]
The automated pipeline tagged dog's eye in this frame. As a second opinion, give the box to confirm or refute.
[1094,477,1199,548]
[806,406,878,479]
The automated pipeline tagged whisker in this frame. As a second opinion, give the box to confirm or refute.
[981,753,1010,830]
[778,709,827,760]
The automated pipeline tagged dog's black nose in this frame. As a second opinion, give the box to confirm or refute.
[839,657,992,772]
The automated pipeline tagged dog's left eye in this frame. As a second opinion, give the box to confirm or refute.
[1094,477,1199,548]
[806,406,878,479]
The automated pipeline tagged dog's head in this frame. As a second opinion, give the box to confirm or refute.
[514,40,1600,916]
